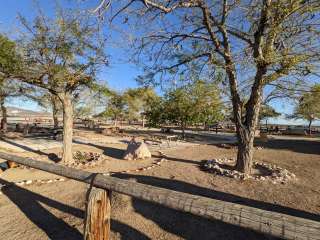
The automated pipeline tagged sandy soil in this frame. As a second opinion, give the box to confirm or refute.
[0,130,319,240]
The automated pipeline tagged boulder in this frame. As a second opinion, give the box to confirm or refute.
[101,128,113,135]
[123,138,151,160]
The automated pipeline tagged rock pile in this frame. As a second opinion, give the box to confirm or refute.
[203,158,296,184]
[65,151,103,167]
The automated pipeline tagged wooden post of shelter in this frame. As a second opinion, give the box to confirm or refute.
[84,187,111,240]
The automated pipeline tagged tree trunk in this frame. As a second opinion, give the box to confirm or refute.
[235,127,255,174]
[181,122,186,139]
[51,95,59,128]
[230,66,265,174]
[0,96,8,132]
[142,116,145,128]
[61,92,74,164]
[114,117,117,127]
[308,119,312,135]
[265,119,268,133]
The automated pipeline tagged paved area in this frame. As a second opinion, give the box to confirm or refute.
[0,137,62,153]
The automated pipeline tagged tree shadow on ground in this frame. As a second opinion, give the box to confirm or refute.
[0,178,151,240]
[113,173,320,238]
[156,154,201,165]
[0,137,50,157]
[0,137,62,163]
[74,140,125,160]
[255,138,320,155]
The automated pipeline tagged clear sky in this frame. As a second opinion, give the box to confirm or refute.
[0,0,319,126]
[0,0,141,106]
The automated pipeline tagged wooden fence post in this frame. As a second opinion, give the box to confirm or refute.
[84,187,111,240]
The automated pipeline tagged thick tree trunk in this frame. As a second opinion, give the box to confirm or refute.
[51,95,59,128]
[235,127,255,174]
[228,65,265,174]
[61,93,74,164]
[0,96,7,132]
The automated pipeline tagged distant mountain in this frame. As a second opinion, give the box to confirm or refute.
[2,107,51,117]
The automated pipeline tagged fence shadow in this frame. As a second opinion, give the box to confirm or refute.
[0,178,83,240]
[113,173,319,239]
[0,178,151,240]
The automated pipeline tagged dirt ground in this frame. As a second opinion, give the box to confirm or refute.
[0,129,319,240]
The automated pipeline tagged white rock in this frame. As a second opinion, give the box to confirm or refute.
[25,180,32,185]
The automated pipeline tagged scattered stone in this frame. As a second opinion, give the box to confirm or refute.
[25,180,32,185]
[202,158,296,184]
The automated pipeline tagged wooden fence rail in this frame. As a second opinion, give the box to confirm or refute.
[0,152,319,240]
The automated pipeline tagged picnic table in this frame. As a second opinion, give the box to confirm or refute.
[145,134,179,148]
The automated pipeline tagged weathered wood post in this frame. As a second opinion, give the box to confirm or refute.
[84,187,111,240]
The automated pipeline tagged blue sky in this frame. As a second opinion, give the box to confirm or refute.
[0,0,141,107]
[0,0,319,126]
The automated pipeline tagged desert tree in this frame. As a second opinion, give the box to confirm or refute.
[145,80,223,137]
[97,91,127,126]
[74,83,111,119]
[0,35,30,131]
[16,9,108,163]
[101,0,320,174]
[290,84,320,134]
[259,104,280,130]
[123,87,157,126]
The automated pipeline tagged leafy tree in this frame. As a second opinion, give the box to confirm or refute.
[0,35,20,131]
[74,83,111,119]
[146,80,223,137]
[105,0,320,174]
[123,87,157,126]
[0,35,37,131]
[290,85,320,134]
[259,104,280,129]
[97,92,127,126]
[0,34,21,77]
[16,10,107,163]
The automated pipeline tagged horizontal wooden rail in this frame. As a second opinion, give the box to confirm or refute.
[0,152,319,240]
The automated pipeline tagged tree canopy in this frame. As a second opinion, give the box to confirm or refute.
[145,80,223,136]
[290,84,320,133]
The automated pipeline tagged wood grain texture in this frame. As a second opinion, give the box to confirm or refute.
[1,152,319,240]
[84,187,111,240]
